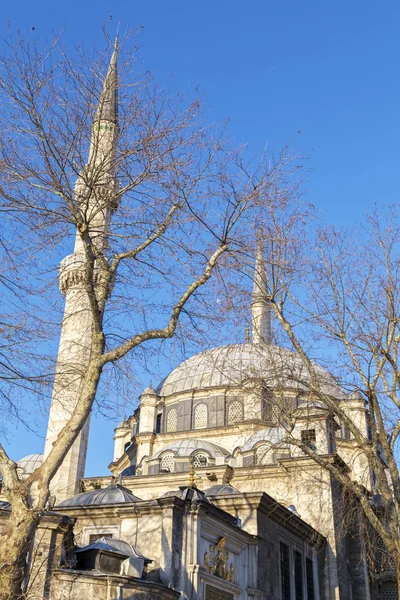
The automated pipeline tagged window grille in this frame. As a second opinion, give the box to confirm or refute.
[381,581,398,600]
[192,452,208,467]
[166,408,177,432]
[194,403,208,429]
[205,585,233,600]
[262,398,279,424]
[160,452,174,473]
[228,400,243,424]
[256,444,272,465]
[280,542,291,600]
[294,550,303,600]
[301,429,316,445]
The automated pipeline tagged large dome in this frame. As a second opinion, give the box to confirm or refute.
[157,343,345,398]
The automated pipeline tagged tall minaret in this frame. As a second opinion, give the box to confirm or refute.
[251,239,271,344]
[44,41,119,501]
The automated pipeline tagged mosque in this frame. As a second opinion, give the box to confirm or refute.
[0,42,395,600]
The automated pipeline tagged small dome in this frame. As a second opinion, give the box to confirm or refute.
[17,454,43,475]
[160,486,210,503]
[204,484,240,497]
[157,343,345,398]
[115,418,130,430]
[141,383,157,397]
[160,489,183,499]
[151,439,229,460]
[237,427,287,452]
[76,537,149,561]
[349,390,364,401]
[57,483,141,507]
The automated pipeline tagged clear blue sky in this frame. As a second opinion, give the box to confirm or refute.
[3,0,400,476]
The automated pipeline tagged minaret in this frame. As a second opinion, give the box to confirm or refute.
[44,41,119,502]
[251,239,271,344]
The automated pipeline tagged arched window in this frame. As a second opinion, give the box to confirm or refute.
[228,400,243,425]
[192,452,209,467]
[255,444,272,465]
[194,403,208,429]
[166,408,177,432]
[160,452,175,473]
[262,397,279,424]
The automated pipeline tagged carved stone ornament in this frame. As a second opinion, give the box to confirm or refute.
[204,537,235,582]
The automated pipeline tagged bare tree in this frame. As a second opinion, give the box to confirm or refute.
[254,201,400,589]
[0,30,301,599]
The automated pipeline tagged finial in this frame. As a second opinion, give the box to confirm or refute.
[251,236,271,345]
[149,379,153,389]
[245,322,250,343]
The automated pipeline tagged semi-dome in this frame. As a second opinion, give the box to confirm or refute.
[157,343,345,398]
[237,427,287,452]
[57,483,141,507]
[17,454,43,475]
[204,484,240,497]
[151,439,229,460]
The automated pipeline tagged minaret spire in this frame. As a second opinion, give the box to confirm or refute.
[44,40,120,502]
[251,235,271,344]
[95,36,119,125]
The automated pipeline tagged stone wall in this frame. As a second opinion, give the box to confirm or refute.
[50,570,180,600]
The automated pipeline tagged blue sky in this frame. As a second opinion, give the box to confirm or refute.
[3,0,400,475]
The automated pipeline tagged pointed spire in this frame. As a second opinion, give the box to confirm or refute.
[251,234,271,345]
[95,36,119,125]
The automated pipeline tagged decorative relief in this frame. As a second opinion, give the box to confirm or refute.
[204,537,235,583]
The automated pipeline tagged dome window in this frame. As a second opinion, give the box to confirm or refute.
[194,403,208,429]
[227,400,243,425]
[160,452,174,473]
[262,397,279,424]
[192,452,209,467]
[166,408,177,432]
[301,429,316,447]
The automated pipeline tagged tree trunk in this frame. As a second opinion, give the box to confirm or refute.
[0,506,39,600]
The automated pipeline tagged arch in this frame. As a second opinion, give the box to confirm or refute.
[227,400,243,425]
[166,408,178,432]
[191,451,210,467]
[255,444,274,465]
[194,403,208,429]
[160,452,175,473]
